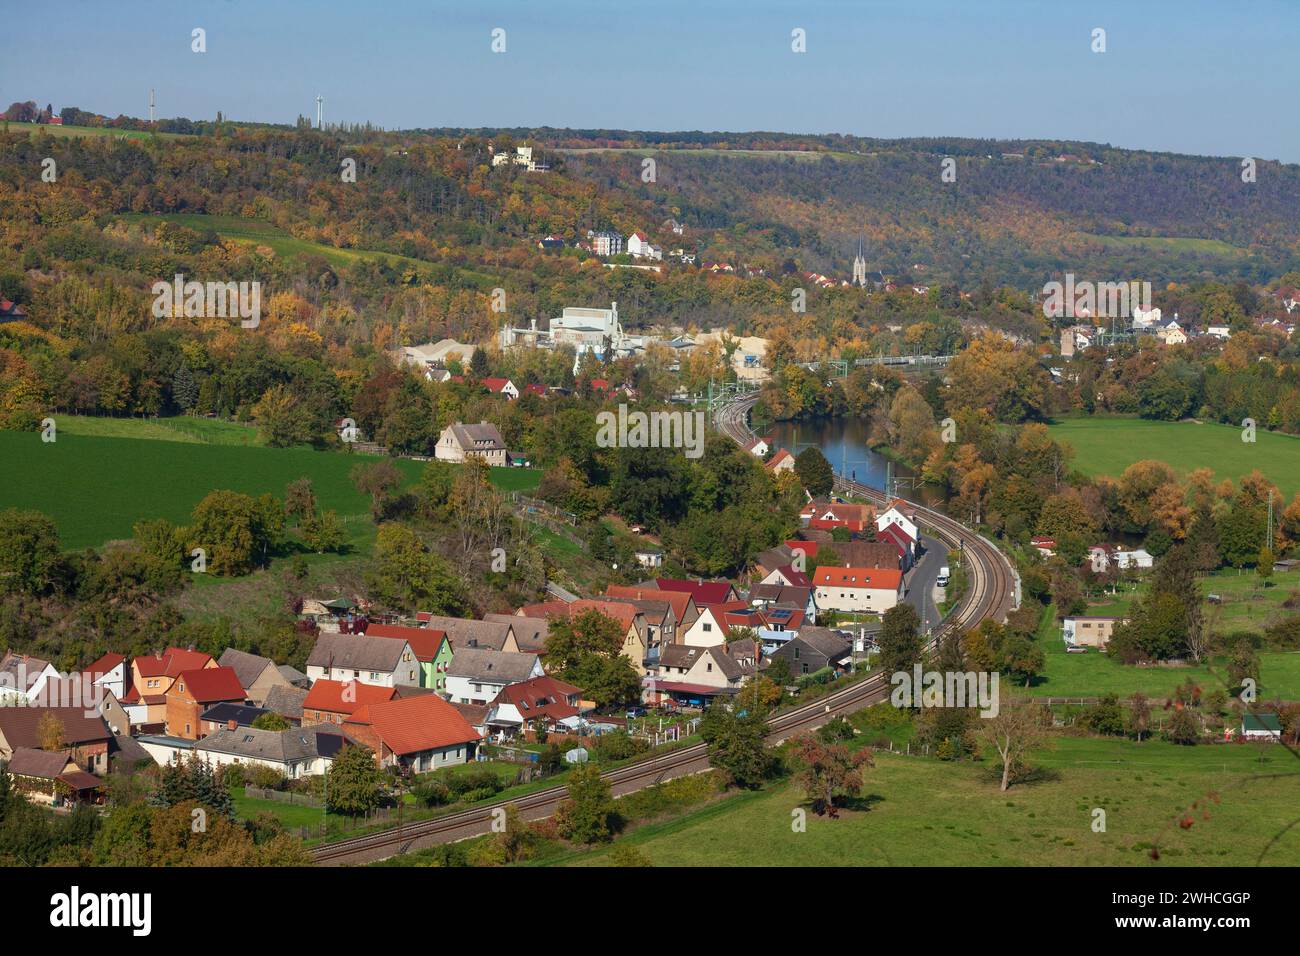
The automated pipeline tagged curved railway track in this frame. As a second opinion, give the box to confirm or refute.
[312,394,1016,865]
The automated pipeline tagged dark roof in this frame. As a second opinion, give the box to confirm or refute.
[307,633,410,672]
[0,706,111,748]
[418,616,514,652]
[263,684,308,721]
[6,747,72,779]
[446,648,539,684]
[199,702,269,726]
[484,613,547,653]
[787,627,852,661]
[217,648,277,688]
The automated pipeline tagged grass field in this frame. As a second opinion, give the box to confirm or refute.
[12,122,185,141]
[1047,416,1300,499]
[1078,234,1247,258]
[1029,600,1300,700]
[54,414,265,446]
[0,428,540,551]
[557,735,1300,866]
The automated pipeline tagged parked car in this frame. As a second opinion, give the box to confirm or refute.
[1065,643,1088,654]
[625,706,646,719]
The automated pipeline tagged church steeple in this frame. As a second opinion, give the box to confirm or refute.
[852,236,867,287]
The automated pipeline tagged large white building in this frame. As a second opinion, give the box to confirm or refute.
[812,566,904,615]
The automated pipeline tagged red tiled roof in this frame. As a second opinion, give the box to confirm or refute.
[134,647,212,678]
[516,600,569,618]
[605,585,691,622]
[347,694,481,756]
[490,675,582,722]
[878,522,915,545]
[568,599,638,628]
[87,653,125,679]
[656,579,733,605]
[481,377,513,393]
[303,679,397,715]
[785,539,819,557]
[812,566,904,591]
[766,448,794,469]
[363,623,448,662]
[172,666,244,703]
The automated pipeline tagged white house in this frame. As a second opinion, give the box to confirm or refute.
[191,725,351,779]
[627,232,662,261]
[875,503,919,543]
[88,653,127,702]
[1240,713,1283,741]
[435,421,508,467]
[681,605,738,646]
[1158,321,1188,345]
[0,652,61,706]
[1112,548,1154,570]
[444,649,544,705]
[743,436,770,458]
[479,377,520,400]
[812,566,904,615]
[1205,325,1232,341]
[305,634,420,688]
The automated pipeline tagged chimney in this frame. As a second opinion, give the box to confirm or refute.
[227,719,238,731]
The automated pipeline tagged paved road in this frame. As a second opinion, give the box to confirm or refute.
[906,533,945,632]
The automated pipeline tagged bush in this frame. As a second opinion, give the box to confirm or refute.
[412,781,451,807]
[592,731,649,762]
[445,768,504,798]
[816,716,855,744]
[247,765,286,790]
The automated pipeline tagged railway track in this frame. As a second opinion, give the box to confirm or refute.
[312,394,1016,866]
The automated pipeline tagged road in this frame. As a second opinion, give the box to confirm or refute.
[907,533,944,633]
[310,394,1016,866]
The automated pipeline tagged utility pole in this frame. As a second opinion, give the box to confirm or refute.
[149,89,155,124]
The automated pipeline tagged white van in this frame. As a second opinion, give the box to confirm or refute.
[936,566,951,587]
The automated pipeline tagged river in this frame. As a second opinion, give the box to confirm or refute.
[765,416,944,507]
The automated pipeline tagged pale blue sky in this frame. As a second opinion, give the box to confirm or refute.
[9,0,1298,162]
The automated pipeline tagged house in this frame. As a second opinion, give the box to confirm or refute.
[626,232,662,261]
[363,623,453,692]
[768,627,852,678]
[0,299,28,323]
[484,613,547,654]
[758,564,811,588]
[262,684,309,726]
[634,548,665,569]
[1030,537,1057,558]
[86,652,127,701]
[198,702,270,737]
[681,600,749,646]
[833,541,905,571]
[743,435,770,458]
[193,725,355,778]
[435,421,509,467]
[479,377,520,400]
[813,566,904,615]
[483,675,583,740]
[1112,548,1154,570]
[217,648,296,706]
[612,598,677,648]
[748,583,817,622]
[654,578,739,605]
[445,649,544,705]
[5,748,103,806]
[1061,616,1128,649]
[1158,321,1188,345]
[766,448,796,474]
[305,633,420,688]
[875,501,919,542]
[98,689,133,737]
[606,584,698,633]
[165,666,247,740]
[417,615,519,654]
[1240,713,1283,741]
[646,642,756,707]
[556,599,652,674]
[0,652,61,706]
[344,694,482,772]
[592,231,624,256]
[123,646,216,726]
[876,523,916,570]
[0,706,113,776]
[301,679,398,726]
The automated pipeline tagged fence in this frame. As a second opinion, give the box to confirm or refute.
[245,786,323,808]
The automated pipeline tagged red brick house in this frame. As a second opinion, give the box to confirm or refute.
[301,678,397,726]
[165,666,245,740]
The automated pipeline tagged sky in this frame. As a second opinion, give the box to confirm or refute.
[9,0,1299,162]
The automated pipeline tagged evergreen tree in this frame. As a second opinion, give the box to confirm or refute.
[794,447,835,497]
[878,603,923,679]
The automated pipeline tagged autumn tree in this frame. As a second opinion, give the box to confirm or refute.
[794,447,834,497]
[793,735,874,814]
[979,696,1049,792]
[544,609,642,706]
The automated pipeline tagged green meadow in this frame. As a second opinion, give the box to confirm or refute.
[1047,416,1300,499]
[557,735,1299,867]
[0,427,540,551]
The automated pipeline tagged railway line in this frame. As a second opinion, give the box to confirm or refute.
[312,394,1016,866]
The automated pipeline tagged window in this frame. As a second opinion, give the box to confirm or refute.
[703,623,712,632]
[706,663,713,672]
[801,663,809,674]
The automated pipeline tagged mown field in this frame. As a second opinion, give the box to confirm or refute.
[13,122,184,141]
[556,735,1300,867]
[1047,416,1300,500]
[0,427,540,551]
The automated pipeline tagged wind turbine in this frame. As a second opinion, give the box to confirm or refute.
[315,95,323,130]
[149,89,155,124]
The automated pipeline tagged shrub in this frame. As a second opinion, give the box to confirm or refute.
[412,781,451,807]
[592,730,648,761]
